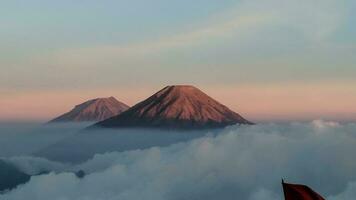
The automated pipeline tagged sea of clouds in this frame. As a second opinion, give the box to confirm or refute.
[1,120,356,200]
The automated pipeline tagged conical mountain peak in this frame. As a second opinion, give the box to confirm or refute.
[94,85,252,129]
[49,97,129,123]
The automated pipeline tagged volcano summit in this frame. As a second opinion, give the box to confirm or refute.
[93,85,252,129]
[49,97,129,123]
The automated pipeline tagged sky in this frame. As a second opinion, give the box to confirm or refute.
[1,0,356,122]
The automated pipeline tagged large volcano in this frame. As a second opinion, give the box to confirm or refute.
[93,85,252,129]
[49,97,129,123]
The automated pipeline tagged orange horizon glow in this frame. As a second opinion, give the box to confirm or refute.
[1,81,356,122]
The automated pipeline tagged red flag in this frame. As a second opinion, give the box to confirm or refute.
[282,180,325,200]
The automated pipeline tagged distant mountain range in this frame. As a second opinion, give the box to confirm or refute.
[49,97,129,123]
[92,85,252,129]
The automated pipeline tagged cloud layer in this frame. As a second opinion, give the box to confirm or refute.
[1,120,356,200]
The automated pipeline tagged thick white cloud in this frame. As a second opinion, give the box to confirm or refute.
[1,120,356,200]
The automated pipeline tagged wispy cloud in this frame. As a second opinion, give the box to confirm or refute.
[37,0,347,69]
[46,14,269,67]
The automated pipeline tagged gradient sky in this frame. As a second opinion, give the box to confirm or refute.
[1,0,356,122]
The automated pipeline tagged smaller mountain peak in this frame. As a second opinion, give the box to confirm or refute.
[95,96,115,101]
[96,96,117,103]
[49,97,129,123]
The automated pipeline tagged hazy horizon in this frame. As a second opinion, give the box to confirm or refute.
[2,82,356,123]
[1,0,356,122]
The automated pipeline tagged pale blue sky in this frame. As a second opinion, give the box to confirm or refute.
[1,0,356,121]
[1,0,356,90]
